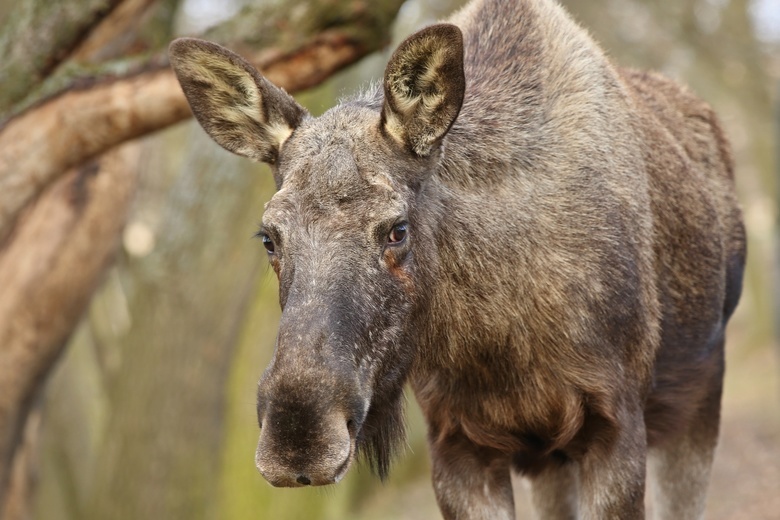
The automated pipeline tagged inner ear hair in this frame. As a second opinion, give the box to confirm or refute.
[169,37,307,164]
[381,24,465,157]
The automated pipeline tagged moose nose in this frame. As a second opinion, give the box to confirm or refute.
[255,407,354,487]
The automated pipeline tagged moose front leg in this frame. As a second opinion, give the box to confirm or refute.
[577,406,648,520]
[529,461,579,519]
[428,432,515,520]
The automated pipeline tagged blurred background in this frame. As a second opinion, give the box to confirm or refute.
[0,0,776,518]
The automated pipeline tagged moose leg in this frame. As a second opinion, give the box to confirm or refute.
[529,462,579,520]
[428,432,514,520]
[647,347,724,520]
[577,405,648,520]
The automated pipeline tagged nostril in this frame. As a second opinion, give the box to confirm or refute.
[346,419,355,435]
[296,475,311,486]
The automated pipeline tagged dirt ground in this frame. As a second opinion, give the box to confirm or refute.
[703,343,780,520]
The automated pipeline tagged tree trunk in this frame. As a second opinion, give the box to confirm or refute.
[81,127,269,520]
[0,145,140,513]
[775,79,780,359]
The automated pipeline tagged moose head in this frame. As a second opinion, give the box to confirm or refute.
[169,24,465,487]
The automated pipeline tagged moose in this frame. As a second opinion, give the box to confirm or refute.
[169,0,745,517]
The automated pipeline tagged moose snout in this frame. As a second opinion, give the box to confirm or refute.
[254,306,371,487]
[255,403,356,487]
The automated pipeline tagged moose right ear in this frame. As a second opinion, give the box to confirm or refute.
[169,38,307,164]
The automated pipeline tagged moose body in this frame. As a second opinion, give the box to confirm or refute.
[169,0,746,518]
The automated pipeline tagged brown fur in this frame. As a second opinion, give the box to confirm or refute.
[169,0,745,518]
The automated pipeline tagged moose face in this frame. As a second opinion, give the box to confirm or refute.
[169,24,464,486]
[253,108,428,486]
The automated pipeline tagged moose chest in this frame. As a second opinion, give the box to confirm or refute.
[410,357,594,474]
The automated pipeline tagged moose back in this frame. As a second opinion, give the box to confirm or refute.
[169,0,745,518]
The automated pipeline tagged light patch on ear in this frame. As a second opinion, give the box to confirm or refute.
[266,122,294,149]
[171,38,309,163]
[383,111,406,147]
[197,61,294,154]
[392,88,421,114]
[384,47,448,154]
[390,47,447,116]
[182,48,265,124]
[421,92,445,113]
[380,25,464,157]
[236,74,263,123]
[418,47,447,86]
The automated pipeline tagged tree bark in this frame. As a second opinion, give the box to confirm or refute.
[0,146,140,512]
[84,127,267,520]
[0,0,124,113]
[69,0,162,63]
[1,408,40,520]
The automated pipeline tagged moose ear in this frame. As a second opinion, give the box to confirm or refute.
[381,24,465,157]
[169,38,307,164]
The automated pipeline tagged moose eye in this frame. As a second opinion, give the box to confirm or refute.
[388,222,408,245]
[260,233,275,253]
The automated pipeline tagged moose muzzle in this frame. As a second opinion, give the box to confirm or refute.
[255,399,355,487]
[254,320,369,487]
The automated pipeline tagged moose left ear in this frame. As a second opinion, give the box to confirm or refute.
[381,24,465,157]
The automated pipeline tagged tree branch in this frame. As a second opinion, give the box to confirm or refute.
[0,0,405,244]
[0,145,141,510]
[0,0,125,114]
[69,0,162,63]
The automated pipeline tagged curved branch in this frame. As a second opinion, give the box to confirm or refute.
[0,145,140,511]
[69,0,162,63]
[0,0,405,244]
[0,0,126,114]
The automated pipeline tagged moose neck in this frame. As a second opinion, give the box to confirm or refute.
[406,0,632,379]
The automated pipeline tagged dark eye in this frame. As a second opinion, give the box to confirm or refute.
[388,222,408,245]
[260,233,275,253]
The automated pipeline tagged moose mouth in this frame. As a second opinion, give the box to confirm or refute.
[331,441,355,484]
[256,448,351,487]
